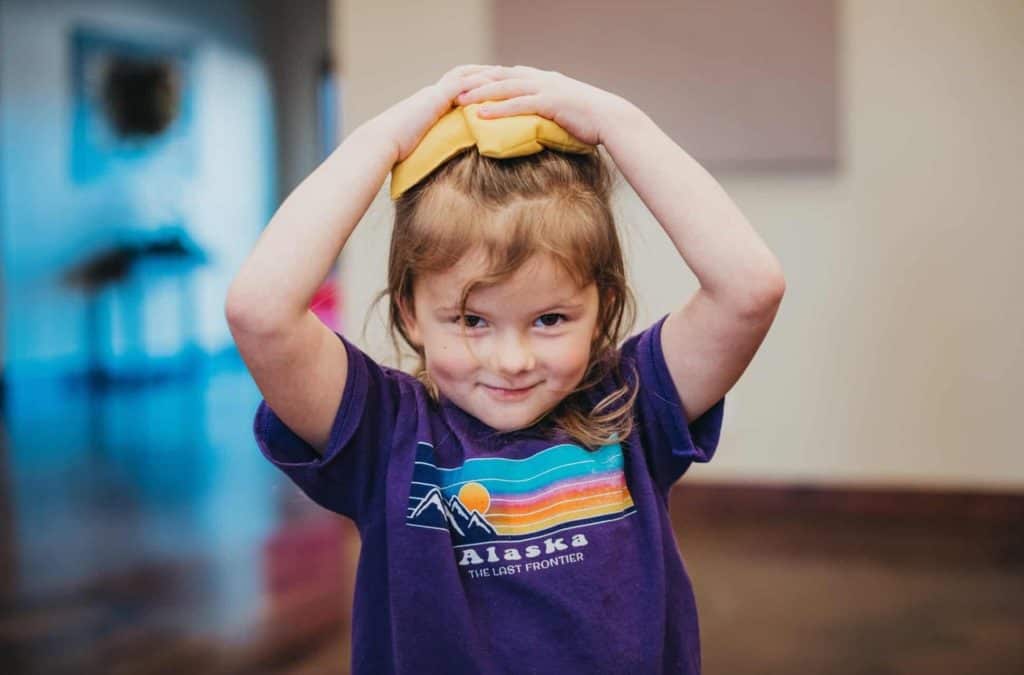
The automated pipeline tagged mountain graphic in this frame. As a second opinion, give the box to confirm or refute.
[409,487,497,541]
[447,495,471,521]
[466,511,497,536]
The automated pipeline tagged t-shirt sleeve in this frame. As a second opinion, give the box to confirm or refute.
[252,331,404,525]
[621,314,726,493]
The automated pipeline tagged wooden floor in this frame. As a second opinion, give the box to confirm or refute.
[681,509,1023,674]
[0,363,1021,674]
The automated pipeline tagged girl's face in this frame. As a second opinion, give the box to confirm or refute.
[403,252,600,433]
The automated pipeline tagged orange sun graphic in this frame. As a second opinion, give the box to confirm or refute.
[458,482,491,514]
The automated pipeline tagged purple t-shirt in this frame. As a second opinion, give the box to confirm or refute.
[254,315,725,674]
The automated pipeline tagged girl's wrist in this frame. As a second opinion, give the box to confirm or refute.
[597,94,646,148]
[351,115,404,167]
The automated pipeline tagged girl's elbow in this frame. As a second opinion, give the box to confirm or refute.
[766,273,786,303]
[755,258,787,306]
[732,273,785,318]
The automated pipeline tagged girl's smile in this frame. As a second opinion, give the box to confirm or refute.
[402,252,600,432]
[481,381,541,401]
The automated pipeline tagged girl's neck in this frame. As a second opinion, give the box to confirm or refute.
[437,392,564,446]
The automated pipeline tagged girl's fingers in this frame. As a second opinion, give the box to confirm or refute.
[462,71,501,87]
[456,72,504,96]
[440,65,497,88]
[458,79,533,105]
[438,70,501,100]
[476,94,544,118]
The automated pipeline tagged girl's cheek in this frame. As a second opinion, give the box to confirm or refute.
[428,341,477,378]
[549,336,592,369]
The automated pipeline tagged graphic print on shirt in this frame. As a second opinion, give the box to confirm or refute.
[406,441,636,548]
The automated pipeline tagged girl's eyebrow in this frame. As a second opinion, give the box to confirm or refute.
[531,302,585,313]
[434,304,481,314]
[435,302,584,315]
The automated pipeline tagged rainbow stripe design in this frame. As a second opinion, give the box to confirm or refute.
[407,441,636,546]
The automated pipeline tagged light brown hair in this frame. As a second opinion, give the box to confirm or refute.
[381,147,637,449]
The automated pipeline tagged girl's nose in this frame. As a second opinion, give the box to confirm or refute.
[490,334,536,376]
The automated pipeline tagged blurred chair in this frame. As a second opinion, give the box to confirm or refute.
[61,225,208,386]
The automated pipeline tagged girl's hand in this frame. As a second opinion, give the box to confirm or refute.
[372,65,508,164]
[454,65,630,146]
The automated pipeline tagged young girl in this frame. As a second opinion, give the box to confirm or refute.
[226,64,784,675]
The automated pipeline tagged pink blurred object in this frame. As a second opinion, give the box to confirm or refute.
[310,275,342,332]
[262,515,348,598]
[257,515,353,647]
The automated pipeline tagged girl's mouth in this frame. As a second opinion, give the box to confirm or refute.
[481,383,539,400]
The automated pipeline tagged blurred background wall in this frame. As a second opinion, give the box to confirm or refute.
[337,0,1024,491]
[0,0,336,628]
[0,0,274,381]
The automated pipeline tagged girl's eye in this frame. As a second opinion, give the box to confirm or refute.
[457,314,487,328]
[535,313,567,328]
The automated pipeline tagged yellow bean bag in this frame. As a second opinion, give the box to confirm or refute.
[389,102,595,200]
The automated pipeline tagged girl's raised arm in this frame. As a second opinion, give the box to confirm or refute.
[225,65,504,455]
[224,123,393,455]
[599,102,786,424]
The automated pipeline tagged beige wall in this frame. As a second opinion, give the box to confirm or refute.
[332,0,1024,490]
